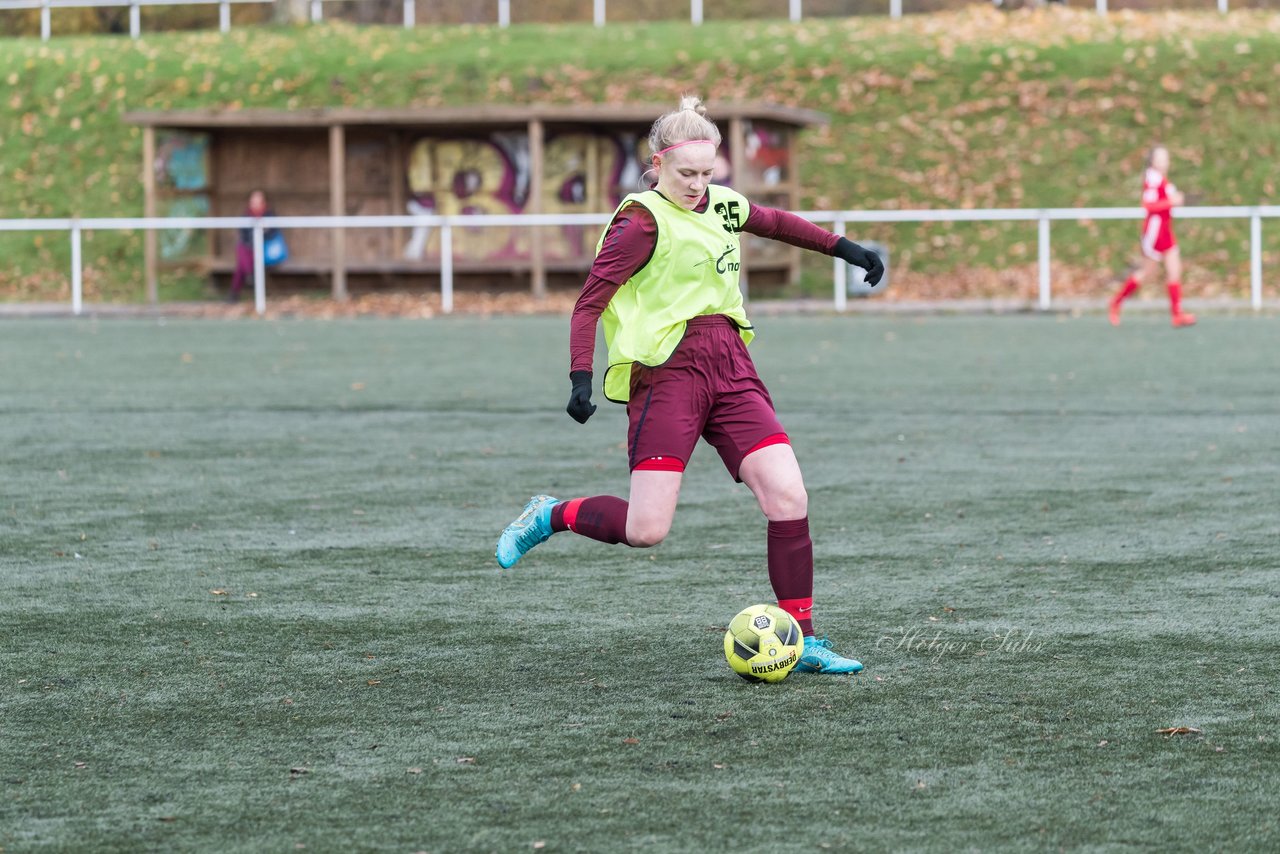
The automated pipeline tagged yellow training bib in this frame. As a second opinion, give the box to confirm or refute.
[597,186,755,403]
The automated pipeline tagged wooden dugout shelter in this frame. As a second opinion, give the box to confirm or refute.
[124,103,828,300]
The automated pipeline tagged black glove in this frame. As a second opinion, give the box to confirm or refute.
[566,370,597,424]
[835,237,884,287]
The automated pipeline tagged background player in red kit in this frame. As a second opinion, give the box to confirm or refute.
[495,96,884,675]
[1109,145,1197,328]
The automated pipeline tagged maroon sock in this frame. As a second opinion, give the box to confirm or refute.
[768,517,815,636]
[550,496,630,545]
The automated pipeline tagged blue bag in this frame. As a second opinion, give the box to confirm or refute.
[263,231,289,267]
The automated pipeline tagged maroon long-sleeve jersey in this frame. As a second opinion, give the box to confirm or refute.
[569,194,841,374]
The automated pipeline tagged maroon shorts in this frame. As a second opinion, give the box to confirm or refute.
[626,315,785,481]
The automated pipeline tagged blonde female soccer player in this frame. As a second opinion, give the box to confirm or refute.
[496,96,883,674]
[1109,145,1196,327]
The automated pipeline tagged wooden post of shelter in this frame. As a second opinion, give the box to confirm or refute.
[528,117,546,300]
[527,117,547,297]
[388,130,405,259]
[586,137,600,212]
[142,125,158,304]
[204,129,217,272]
[329,123,348,301]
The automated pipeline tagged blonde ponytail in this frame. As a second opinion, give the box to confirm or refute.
[678,95,708,116]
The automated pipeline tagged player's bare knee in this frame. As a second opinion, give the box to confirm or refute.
[761,486,808,521]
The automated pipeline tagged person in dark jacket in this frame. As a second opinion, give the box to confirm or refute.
[229,190,279,302]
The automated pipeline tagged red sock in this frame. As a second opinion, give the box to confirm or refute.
[1167,281,1183,315]
[550,496,630,545]
[1113,277,1139,305]
[767,517,815,636]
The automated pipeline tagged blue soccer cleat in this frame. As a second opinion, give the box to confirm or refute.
[794,636,864,674]
[495,494,560,569]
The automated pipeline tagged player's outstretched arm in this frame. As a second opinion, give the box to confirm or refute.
[742,204,884,286]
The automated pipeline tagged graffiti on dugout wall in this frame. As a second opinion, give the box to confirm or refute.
[402,131,648,261]
[399,123,792,256]
[154,131,211,260]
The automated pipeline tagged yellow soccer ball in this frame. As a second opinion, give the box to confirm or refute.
[723,604,802,683]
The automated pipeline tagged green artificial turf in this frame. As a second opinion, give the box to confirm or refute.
[1,314,1278,851]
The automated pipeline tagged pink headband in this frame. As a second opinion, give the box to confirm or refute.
[654,139,717,158]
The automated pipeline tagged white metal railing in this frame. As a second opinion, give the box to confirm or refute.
[0,206,1274,316]
[4,0,1244,42]
[0,0,416,40]
[812,205,1276,312]
[5,0,260,40]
